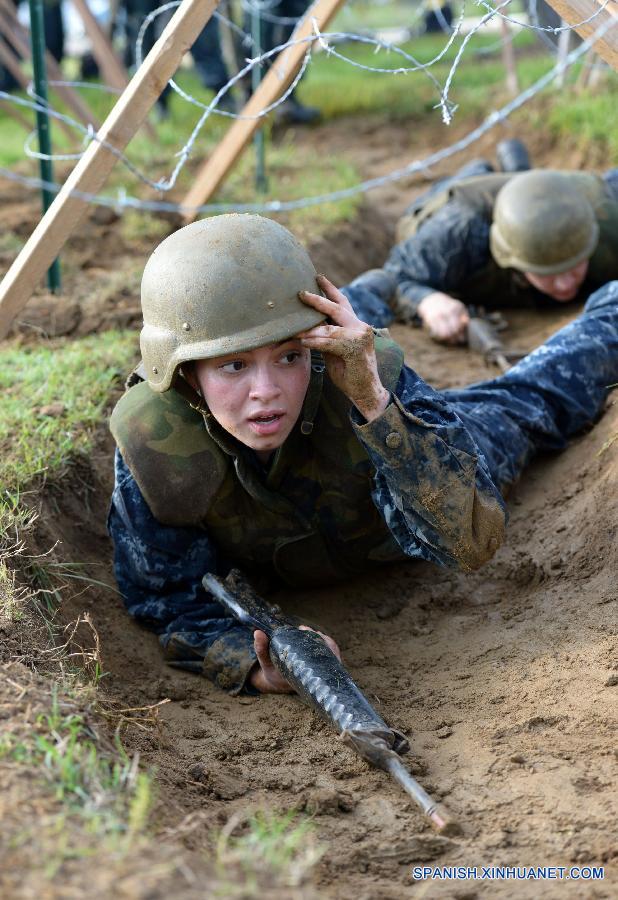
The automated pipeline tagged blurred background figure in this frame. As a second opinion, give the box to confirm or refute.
[191,14,236,110]
[119,0,237,116]
[120,0,173,116]
[423,0,453,35]
[243,0,320,124]
[0,0,65,93]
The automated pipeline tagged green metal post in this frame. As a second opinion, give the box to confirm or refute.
[28,0,61,292]
[251,2,268,194]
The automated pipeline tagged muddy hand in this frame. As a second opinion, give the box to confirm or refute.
[297,275,390,422]
[249,626,341,694]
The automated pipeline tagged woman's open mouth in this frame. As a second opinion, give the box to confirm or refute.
[248,412,285,436]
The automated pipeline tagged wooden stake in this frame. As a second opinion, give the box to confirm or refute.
[544,0,618,71]
[180,0,347,222]
[556,20,571,87]
[0,0,220,340]
[499,3,519,96]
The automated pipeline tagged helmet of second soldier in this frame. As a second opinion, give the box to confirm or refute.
[140,214,325,392]
[490,170,599,275]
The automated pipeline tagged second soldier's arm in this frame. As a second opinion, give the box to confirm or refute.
[384,202,491,317]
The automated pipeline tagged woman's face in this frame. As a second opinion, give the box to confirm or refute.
[523,259,589,302]
[192,340,311,462]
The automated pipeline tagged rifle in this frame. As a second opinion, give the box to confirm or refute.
[467,308,525,373]
[203,569,460,836]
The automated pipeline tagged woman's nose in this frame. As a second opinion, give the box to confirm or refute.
[249,367,281,400]
[555,271,576,291]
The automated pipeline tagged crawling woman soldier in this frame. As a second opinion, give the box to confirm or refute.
[109,215,618,695]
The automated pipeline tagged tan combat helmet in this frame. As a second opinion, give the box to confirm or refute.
[490,170,600,275]
[140,214,325,392]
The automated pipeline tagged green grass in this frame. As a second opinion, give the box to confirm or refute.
[0,329,136,645]
[0,661,321,889]
[2,689,152,833]
[0,330,136,502]
[0,676,154,874]
[214,810,323,895]
[334,0,425,32]
[545,87,618,159]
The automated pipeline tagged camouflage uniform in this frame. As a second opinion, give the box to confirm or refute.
[108,282,618,694]
[343,169,618,328]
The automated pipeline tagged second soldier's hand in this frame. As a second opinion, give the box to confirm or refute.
[249,627,342,694]
[417,291,470,345]
[297,275,390,422]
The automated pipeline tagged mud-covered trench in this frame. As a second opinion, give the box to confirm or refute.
[13,121,618,897]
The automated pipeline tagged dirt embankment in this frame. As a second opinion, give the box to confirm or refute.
[2,118,617,897]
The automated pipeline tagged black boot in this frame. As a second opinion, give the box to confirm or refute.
[496,139,530,172]
[275,94,321,125]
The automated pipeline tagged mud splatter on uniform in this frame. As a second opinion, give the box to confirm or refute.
[109,283,618,693]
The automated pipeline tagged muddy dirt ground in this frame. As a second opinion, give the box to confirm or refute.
[2,115,617,897]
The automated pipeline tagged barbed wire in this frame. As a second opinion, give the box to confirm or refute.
[440,0,517,122]
[0,1,614,216]
[47,80,123,94]
[5,0,537,185]
[0,15,612,218]
[0,12,480,183]
[476,0,613,33]
[311,5,466,74]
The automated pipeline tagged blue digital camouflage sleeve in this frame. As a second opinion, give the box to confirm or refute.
[350,281,618,573]
[383,202,491,314]
[108,449,257,694]
[350,365,507,572]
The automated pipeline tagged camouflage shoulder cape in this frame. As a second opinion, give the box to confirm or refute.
[110,334,404,528]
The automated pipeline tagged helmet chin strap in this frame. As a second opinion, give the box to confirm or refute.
[299,351,325,436]
[173,370,210,415]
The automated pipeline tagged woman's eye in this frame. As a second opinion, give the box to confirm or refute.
[219,360,245,373]
[280,351,301,365]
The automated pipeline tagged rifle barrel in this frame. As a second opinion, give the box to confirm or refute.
[205,571,462,835]
[385,754,460,835]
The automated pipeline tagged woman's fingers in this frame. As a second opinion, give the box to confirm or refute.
[253,629,271,668]
[298,276,356,324]
[298,289,346,323]
[252,630,294,693]
[300,325,373,360]
[315,274,356,313]
[252,627,341,693]
[299,333,351,358]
